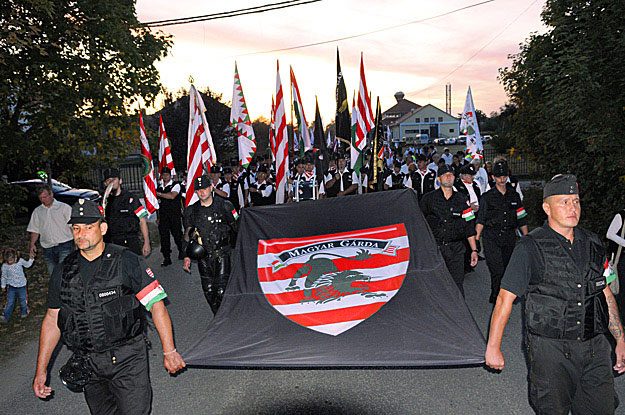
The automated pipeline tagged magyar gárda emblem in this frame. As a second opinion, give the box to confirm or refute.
[258,224,409,335]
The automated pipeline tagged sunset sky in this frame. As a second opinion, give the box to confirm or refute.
[136,0,547,124]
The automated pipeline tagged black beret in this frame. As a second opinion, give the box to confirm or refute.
[223,167,232,174]
[492,161,509,177]
[210,165,222,175]
[393,160,402,169]
[416,154,427,162]
[102,167,120,180]
[438,164,454,177]
[460,164,477,176]
[161,166,171,174]
[68,199,104,224]
[257,165,268,173]
[295,158,304,166]
[543,174,578,199]
[194,174,211,190]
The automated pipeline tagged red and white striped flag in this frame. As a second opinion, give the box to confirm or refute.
[356,53,374,148]
[186,84,217,207]
[158,114,175,177]
[269,95,276,162]
[274,61,289,204]
[139,113,159,213]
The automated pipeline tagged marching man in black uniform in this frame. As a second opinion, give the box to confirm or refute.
[486,174,625,415]
[476,161,528,303]
[455,163,482,275]
[156,167,184,267]
[182,174,238,314]
[420,164,479,296]
[102,167,151,257]
[33,199,185,413]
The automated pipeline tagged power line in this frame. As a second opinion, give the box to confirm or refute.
[143,0,321,28]
[405,0,540,97]
[237,0,495,56]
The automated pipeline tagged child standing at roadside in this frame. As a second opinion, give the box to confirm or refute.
[1,248,34,322]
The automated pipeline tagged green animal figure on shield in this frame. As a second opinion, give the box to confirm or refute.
[284,249,386,304]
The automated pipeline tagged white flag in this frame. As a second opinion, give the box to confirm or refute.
[460,86,483,161]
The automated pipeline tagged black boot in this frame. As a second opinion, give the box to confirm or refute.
[161,257,172,267]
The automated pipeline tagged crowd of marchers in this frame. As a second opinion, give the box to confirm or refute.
[2,140,625,414]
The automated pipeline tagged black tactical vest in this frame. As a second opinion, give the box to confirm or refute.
[326,169,353,197]
[188,197,234,252]
[525,226,609,341]
[250,182,275,206]
[389,172,406,190]
[410,170,436,198]
[57,245,145,352]
[157,181,181,216]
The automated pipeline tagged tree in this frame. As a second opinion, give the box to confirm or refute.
[499,0,625,234]
[145,87,236,173]
[0,0,172,183]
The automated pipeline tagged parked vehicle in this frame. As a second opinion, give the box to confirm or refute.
[482,135,492,142]
[445,137,457,145]
[433,138,447,145]
[11,179,100,214]
[457,136,467,145]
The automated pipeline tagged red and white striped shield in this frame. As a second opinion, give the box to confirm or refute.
[258,224,409,336]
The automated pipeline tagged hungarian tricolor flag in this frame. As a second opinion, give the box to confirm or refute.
[186,84,217,207]
[138,112,159,213]
[182,189,486,367]
[157,114,175,177]
[290,66,311,158]
[460,86,483,162]
[230,62,257,168]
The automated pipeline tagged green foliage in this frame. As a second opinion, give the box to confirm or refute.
[0,182,27,229]
[0,0,172,181]
[499,0,625,234]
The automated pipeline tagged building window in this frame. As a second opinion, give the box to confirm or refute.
[405,129,419,134]
[422,117,428,122]
[449,128,454,133]
[438,117,443,122]
[415,118,420,123]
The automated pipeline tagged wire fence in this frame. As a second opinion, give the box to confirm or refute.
[482,148,540,178]
[83,161,145,196]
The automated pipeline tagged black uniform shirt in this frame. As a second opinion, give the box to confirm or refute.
[47,248,163,309]
[105,189,147,238]
[420,188,477,245]
[501,223,588,298]
[477,184,527,238]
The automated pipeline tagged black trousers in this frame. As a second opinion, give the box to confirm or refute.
[439,241,466,296]
[527,333,617,415]
[616,260,625,319]
[83,337,152,415]
[158,213,183,259]
[482,236,515,303]
[110,236,142,257]
[198,252,231,315]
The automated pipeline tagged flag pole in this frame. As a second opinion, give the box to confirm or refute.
[289,68,295,161]
[372,97,380,188]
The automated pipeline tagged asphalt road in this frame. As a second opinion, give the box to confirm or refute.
[2,244,624,415]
